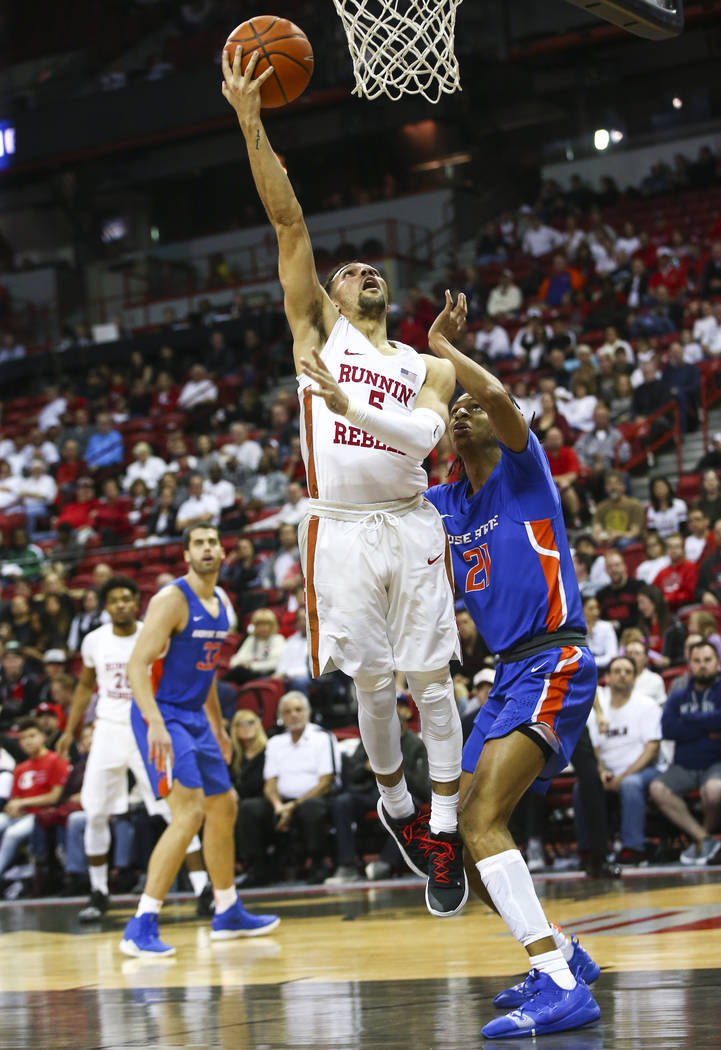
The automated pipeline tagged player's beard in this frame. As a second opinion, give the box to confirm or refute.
[357,289,386,320]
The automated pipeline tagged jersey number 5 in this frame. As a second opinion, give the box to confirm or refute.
[463,544,491,592]
[196,641,222,671]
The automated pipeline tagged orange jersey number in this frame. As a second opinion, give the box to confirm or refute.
[463,544,491,592]
[196,641,222,671]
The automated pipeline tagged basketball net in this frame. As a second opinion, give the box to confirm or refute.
[332,0,463,103]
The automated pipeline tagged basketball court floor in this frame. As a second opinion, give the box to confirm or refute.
[1,866,719,1049]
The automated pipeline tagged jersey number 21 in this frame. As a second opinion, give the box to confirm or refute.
[463,544,491,592]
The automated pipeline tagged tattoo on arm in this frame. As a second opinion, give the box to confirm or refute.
[255,129,260,150]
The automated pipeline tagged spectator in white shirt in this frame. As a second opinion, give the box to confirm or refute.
[122,441,168,492]
[579,655,661,863]
[246,481,310,532]
[557,374,597,433]
[15,458,58,537]
[37,384,68,433]
[175,472,220,529]
[486,270,522,318]
[685,507,712,563]
[521,215,565,257]
[272,608,312,694]
[219,421,263,476]
[692,301,719,351]
[597,325,634,365]
[583,595,618,673]
[0,460,22,513]
[177,364,218,409]
[622,634,668,708]
[474,316,512,362]
[615,221,641,258]
[204,462,236,512]
[261,522,302,592]
[227,608,286,684]
[561,215,586,257]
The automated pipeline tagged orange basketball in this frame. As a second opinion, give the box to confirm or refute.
[225,16,314,109]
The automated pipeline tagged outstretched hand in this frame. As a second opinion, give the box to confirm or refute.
[221,47,275,122]
[428,290,467,353]
[300,349,350,415]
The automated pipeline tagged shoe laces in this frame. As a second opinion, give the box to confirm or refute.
[402,813,436,859]
[429,838,458,884]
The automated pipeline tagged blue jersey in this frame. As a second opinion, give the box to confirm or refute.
[425,430,585,654]
[151,577,229,712]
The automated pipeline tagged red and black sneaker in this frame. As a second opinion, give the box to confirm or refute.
[425,831,469,918]
[377,802,436,878]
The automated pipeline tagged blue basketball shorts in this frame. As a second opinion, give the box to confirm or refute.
[130,700,232,798]
[462,644,597,793]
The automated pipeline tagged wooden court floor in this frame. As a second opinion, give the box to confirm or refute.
[1,869,720,1050]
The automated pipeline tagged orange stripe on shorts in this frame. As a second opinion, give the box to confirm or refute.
[535,645,580,737]
[305,515,321,677]
[303,387,319,499]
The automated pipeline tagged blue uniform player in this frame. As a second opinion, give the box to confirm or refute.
[121,523,279,957]
[425,292,601,1040]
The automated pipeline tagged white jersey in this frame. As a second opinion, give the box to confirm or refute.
[81,622,142,725]
[298,315,429,504]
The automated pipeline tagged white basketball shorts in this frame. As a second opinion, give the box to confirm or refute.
[299,495,460,679]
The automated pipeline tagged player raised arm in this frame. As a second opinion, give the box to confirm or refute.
[221,48,338,365]
[428,291,528,453]
[56,665,96,760]
[127,586,187,770]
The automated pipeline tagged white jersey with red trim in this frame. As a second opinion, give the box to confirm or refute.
[81,622,142,725]
[298,315,429,504]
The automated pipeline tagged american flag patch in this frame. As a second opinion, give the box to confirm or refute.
[400,367,417,382]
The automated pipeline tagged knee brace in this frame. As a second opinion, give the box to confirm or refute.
[405,667,462,783]
[83,813,112,858]
[354,671,402,776]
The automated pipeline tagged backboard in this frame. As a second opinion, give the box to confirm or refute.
[564,0,684,39]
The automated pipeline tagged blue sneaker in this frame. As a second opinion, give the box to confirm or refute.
[210,898,280,940]
[493,936,601,1008]
[119,914,176,958]
[483,971,601,1039]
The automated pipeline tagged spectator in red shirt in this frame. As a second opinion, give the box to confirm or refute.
[88,476,132,546]
[653,532,699,611]
[150,371,180,414]
[54,477,100,543]
[55,439,85,497]
[543,425,584,526]
[648,247,687,301]
[0,716,69,879]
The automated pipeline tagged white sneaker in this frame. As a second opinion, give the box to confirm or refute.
[526,839,545,873]
[365,860,392,881]
[681,837,721,865]
[324,865,363,885]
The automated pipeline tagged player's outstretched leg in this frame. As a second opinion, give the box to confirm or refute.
[459,734,600,1037]
[203,790,280,940]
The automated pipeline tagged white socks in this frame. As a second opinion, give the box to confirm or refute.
[136,893,163,917]
[213,886,237,915]
[528,948,576,990]
[88,863,108,896]
[377,778,415,820]
[188,870,209,897]
[429,790,459,835]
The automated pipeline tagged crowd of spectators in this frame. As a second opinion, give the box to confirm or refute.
[2,143,721,895]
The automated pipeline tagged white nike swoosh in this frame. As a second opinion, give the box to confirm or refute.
[440,514,452,519]
[531,663,548,673]
[193,615,203,621]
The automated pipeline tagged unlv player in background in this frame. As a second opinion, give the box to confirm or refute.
[120,524,278,957]
[56,575,212,924]
[222,48,467,917]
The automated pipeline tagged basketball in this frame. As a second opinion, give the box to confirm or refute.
[225,16,314,109]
